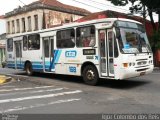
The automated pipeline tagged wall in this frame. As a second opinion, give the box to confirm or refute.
[5,9,44,34]
[0,19,6,34]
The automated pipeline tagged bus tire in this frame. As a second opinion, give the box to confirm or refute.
[25,62,33,76]
[83,65,99,86]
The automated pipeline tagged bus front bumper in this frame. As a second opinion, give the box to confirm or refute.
[119,65,154,80]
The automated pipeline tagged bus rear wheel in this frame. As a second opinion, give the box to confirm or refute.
[83,65,99,85]
[25,62,33,76]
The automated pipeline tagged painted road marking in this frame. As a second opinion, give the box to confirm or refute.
[0,88,65,97]
[1,98,81,113]
[0,86,15,88]
[0,86,55,92]
[0,90,82,104]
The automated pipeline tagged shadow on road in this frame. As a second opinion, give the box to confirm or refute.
[98,78,150,89]
[16,72,151,89]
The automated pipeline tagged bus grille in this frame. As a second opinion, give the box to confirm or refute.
[137,61,147,66]
[136,68,149,72]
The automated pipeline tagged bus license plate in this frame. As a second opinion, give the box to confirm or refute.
[140,72,145,76]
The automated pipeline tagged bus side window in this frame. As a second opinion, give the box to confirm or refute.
[76,25,95,47]
[56,29,75,48]
[114,35,119,58]
[23,36,28,51]
[28,34,40,50]
[7,39,13,52]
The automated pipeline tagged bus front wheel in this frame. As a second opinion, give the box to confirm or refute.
[83,65,99,85]
[25,62,33,76]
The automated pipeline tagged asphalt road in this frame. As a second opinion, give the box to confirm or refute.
[0,68,160,119]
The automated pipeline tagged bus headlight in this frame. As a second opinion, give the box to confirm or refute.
[123,62,135,67]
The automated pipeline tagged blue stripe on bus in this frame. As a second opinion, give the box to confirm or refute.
[54,50,62,63]
[7,51,63,71]
[48,50,62,71]
[7,64,15,68]
[54,50,58,62]
[32,64,43,69]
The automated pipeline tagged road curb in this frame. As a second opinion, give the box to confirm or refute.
[0,75,12,85]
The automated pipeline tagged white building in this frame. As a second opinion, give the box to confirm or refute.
[4,0,91,35]
[0,33,6,67]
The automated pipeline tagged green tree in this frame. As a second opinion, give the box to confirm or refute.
[108,0,160,50]
[108,0,160,32]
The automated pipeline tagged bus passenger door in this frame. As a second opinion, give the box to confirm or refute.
[99,29,114,77]
[43,37,54,72]
[14,41,22,69]
[107,30,114,77]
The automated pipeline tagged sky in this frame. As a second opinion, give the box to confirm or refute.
[0,0,158,34]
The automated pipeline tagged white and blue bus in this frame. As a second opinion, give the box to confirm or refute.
[6,18,154,85]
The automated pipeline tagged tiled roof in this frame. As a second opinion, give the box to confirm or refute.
[77,10,150,23]
[77,10,155,37]
[0,15,4,19]
[5,0,91,18]
[39,0,91,15]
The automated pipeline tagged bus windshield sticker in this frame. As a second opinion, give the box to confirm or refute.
[122,48,139,53]
[124,44,130,49]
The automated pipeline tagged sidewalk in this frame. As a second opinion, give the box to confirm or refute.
[0,68,23,85]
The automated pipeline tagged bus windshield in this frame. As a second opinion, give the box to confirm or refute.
[115,21,152,54]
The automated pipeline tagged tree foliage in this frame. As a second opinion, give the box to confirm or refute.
[108,0,160,49]
[108,0,160,31]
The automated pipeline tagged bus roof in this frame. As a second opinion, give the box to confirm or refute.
[7,18,142,38]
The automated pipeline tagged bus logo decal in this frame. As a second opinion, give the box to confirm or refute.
[65,51,77,58]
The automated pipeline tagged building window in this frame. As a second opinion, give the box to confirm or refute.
[16,19,20,33]
[22,18,26,32]
[57,29,75,48]
[76,25,95,47]
[7,21,10,34]
[65,19,70,23]
[28,34,40,50]
[28,16,32,31]
[23,36,28,51]
[34,15,38,30]
[12,20,15,34]
[7,38,13,52]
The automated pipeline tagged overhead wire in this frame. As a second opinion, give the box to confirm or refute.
[85,0,131,13]
[18,0,26,6]
[70,0,106,11]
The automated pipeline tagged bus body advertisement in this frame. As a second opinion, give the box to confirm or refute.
[6,18,154,85]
